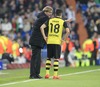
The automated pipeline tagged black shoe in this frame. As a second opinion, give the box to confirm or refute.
[29,75,42,79]
[29,76,38,79]
[36,75,42,79]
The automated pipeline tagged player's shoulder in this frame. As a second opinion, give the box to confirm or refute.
[50,17,64,22]
[49,17,55,20]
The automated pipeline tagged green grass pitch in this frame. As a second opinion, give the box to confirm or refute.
[0,66,100,87]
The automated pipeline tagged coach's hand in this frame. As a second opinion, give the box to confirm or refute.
[44,36,48,43]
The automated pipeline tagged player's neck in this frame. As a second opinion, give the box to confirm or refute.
[56,16,62,18]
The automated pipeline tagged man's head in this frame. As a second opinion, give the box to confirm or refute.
[43,6,53,18]
[55,9,62,18]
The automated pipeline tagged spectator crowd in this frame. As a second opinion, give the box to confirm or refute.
[0,0,100,67]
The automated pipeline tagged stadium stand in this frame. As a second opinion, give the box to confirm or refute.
[0,0,100,69]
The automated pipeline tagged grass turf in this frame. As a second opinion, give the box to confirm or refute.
[0,66,100,87]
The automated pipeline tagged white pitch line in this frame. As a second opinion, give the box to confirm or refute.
[0,72,8,75]
[59,68,100,77]
[0,79,39,87]
[0,69,100,87]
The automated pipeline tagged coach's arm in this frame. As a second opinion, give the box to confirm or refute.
[40,24,48,42]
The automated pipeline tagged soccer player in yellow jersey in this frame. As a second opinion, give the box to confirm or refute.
[41,9,70,79]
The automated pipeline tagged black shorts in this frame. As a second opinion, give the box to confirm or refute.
[47,44,61,59]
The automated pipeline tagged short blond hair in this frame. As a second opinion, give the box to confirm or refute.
[43,6,53,12]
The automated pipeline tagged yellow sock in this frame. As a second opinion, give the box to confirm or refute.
[54,59,59,76]
[46,59,51,75]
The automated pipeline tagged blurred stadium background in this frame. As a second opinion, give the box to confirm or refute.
[0,0,100,86]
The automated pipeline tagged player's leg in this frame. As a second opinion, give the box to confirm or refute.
[53,59,59,78]
[53,45,61,79]
[45,44,52,79]
[45,58,51,78]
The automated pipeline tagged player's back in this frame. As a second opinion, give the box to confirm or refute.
[47,17,64,45]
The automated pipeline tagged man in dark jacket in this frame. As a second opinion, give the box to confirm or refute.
[29,6,53,79]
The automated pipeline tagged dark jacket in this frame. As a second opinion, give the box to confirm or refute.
[29,11,49,48]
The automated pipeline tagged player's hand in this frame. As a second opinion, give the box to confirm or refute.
[61,39,69,44]
[65,40,69,43]
[65,18,72,23]
[61,40,65,45]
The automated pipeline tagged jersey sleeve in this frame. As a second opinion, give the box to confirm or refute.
[63,21,68,28]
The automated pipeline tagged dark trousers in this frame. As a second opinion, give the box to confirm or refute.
[30,46,41,77]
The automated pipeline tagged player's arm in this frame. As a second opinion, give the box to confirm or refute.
[65,18,72,23]
[40,24,47,42]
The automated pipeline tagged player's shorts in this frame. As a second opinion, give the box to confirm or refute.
[47,44,61,59]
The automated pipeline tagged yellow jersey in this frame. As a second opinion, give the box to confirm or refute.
[46,17,68,45]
